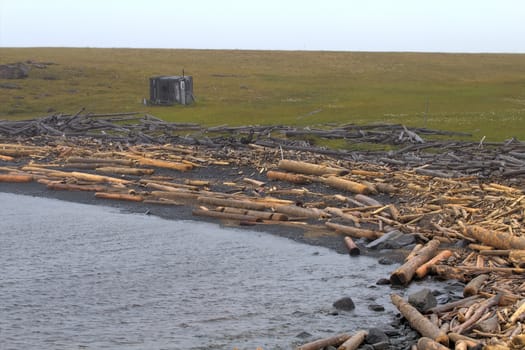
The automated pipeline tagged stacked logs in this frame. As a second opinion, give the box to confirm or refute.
[1,127,525,349]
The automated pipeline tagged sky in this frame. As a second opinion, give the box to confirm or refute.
[0,0,524,53]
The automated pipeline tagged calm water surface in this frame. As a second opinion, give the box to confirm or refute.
[0,193,398,349]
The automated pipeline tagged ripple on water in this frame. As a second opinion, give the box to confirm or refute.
[1,193,405,350]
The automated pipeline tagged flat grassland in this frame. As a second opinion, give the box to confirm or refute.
[1,48,524,141]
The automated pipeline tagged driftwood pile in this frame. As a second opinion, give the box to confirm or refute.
[1,112,525,349]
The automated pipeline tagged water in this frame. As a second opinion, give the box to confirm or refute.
[0,193,398,350]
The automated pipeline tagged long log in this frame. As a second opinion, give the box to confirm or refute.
[337,330,367,350]
[278,159,348,176]
[266,170,310,184]
[325,222,381,240]
[193,208,261,222]
[95,166,154,176]
[47,182,106,192]
[131,156,193,171]
[94,192,144,202]
[391,294,449,345]
[66,156,134,166]
[71,171,130,184]
[198,196,269,211]
[221,207,288,221]
[415,250,453,279]
[464,225,525,250]
[322,176,372,194]
[296,333,351,350]
[0,173,33,182]
[390,239,441,285]
[274,205,326,219]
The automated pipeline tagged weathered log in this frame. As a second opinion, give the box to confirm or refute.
[464,225,525,250]
[66,156,134,166]
[266,170,310,184]
[95,166,154,176]
[150,190,199,201]
[344,236,360,256]
[278,159,348,176]
[415,250,453,279]
[198,196,269,211]
[337,330,367,350]
[463,274,488,297]
[274,205,326,219]
[325,222,381,240]
[390,239,441,285]
[0,173,33,182]
[354,194,382,206]
[221,207,288,221]
[94,192,144,202]
[296,333,351,350]
[131,156,193,171]
[322,176,372,194]
[47,182,106,192]
[391,294,449,345]
[192,208,261,222]
[70,171,130,184]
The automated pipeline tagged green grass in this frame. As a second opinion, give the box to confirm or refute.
[1,48,525,141]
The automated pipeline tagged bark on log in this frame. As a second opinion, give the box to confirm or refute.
[296,333,351,350]
[415,250,453,279]
[325,222,381,240]
[274,205,326,219]
[47,182,106,192]
[337,330,367,350]
[344,236,360,256]
[416,337,450,350]
[70,171,130,184]
[95,166,154,176]
[266,170,311,184]
[391,294,449,345]
[94,192,144,202]
[221,207,288,221]
[278,159,348,176]
[132,156,193,171]
[390,239,441,285]
[198,196,269,211]
[322,176,372,194]
[463,274,488,297]
[0,173,33,182]
[192,208,262,223]
[465,225,525,250]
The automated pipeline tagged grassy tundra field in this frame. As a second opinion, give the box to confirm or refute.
[1,48,524,141]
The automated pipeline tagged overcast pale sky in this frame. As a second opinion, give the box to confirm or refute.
[0,0,524,52]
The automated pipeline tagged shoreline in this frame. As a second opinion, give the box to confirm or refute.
[2,118,525,348]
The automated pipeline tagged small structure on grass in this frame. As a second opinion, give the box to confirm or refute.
[149,75,194,105]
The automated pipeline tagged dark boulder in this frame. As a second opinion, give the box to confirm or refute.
[408,288,437,313]
[333,297,355,311]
